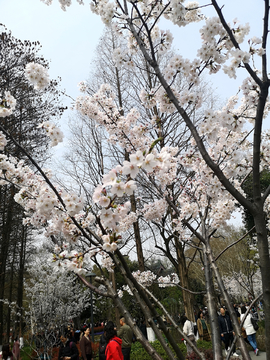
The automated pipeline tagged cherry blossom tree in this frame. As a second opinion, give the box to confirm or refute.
[60,26,220,323]
[1,1,270,359]
[24,248,91,334]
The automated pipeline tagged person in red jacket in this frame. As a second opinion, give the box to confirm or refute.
[104,321,123,360]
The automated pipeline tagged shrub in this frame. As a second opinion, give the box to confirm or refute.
[186,349,213,360]
[130,339,212,360]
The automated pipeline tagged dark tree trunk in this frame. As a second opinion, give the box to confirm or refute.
[253,213,270,357]
[175,238,195,321]
[16,226,27,335]
[6,243,16,341]
[202,224,223,360]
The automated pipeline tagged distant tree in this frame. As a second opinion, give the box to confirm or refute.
[0,24,65,343]
[24,248,91,334]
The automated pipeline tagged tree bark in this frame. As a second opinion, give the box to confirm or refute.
[202,235,223,360]
[175,237,195,321]
[253,213,270,357]
[205,241,251,360]
[16,226,27,335]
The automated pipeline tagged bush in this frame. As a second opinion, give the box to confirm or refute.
[20,346,32,360]
[186,349,213,360]
[195,340,212,350]
[130,339,212,360]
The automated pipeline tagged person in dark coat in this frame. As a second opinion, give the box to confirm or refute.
[218,308,239,357]
[139,319,148,340]
[2,344,13,360]
[58,331,79,360]
[80,327,93,360]
[99,333,106,360]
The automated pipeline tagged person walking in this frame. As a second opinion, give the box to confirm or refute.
[181,315,196,355]
[240,306,259,356]
[117,317,133,360]
[104,321,123,360]
[218,307,239,357]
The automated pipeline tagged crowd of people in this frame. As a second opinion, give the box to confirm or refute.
[57,316,134,360]
[0,304,260,360]
[181,304,260,357]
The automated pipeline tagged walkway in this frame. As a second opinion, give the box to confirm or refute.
[230,350,266,360]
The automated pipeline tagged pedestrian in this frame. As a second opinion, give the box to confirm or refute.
[117,317,133,360]
[104,321,123,360]
[2,344,13,360]
[58,331,79,360]
[218,307,239,357]
[12,337,20,360]
[240,306,259,356]
[80,327,93,360]
[139,319,148,340]
[181,315,196,355]
[197,310,211,341]
[98,332,106,360]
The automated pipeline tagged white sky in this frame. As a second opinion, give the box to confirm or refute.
[1,0,267,228]
[2,0,264,102]
[2,0,105,100]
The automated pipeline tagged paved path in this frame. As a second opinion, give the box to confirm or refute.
[228,350,266,360]
[249,350,266,360]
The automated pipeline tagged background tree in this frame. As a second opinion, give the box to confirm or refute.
[0,24,65,343]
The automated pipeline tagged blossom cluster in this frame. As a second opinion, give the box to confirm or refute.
[40,0,84,11]
[75,84,153,152]
[132,270,157,287]
[38,121,64,147]
[158,273,180,287]
[119,272,180,297]
[0,91,17,118]
[25,62,50,90]
[198,17,251,77]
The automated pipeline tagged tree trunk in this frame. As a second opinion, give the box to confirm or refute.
[203,243,223,360]
[130,194,145,271]
[0,187,14,345]
[175,238,195,321]
[16,226,27,335]
[110,271,120,328]
[253,212,270,358]
[205,241,251,360]
[6,243,16,341]
[201,218,223,360]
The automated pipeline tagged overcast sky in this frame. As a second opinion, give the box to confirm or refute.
[2,0,264,97]
[2,0,105,99]
[2,0,264,117]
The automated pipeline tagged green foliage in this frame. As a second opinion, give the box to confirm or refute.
[130,340,182,360]
[195,339,213,350]
[20,346,32,360]
[130,339,212,360]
